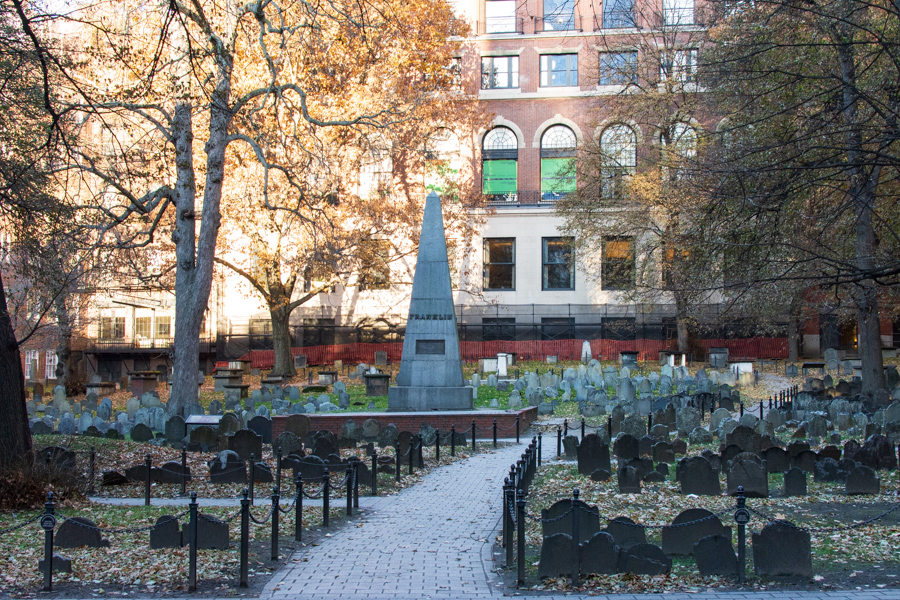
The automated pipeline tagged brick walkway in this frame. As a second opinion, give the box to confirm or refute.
[261,440,523,599]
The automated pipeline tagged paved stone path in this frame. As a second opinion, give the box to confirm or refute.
[261,439,524,600]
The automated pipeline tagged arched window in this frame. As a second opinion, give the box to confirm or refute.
[599,124,637,199]
[482,127,518,201]
[425,128,461,195]
[540,125,577,201]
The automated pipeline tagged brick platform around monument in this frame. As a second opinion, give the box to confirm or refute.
[272,406,538,439]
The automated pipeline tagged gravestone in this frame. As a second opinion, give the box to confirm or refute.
[726,455,768,497]
[577,434,611,475]
[617,465,642,494]
[617,543,671,575]
[679,456,720,496]
[56,517,110,548]
[218,413,240,436]
[579,532,619,575]
[726,425,762,455]
[540,498,600,543]
[613,434,639,460]
[661,509,730,556]
[295,455,326,481]
[157,461,191,484]
[150,515,183,548]
[247,416,272,444]
[377,423,399,448]
[762,446,789,473]
[188,514,229,550]
[189,426,218,451]
[538,533,576,580]
[602,516,646,550]
[846,465,879,495]
[130,423,154,443]
[361,419,381,441]
[784,467,807,496]
[228,429,263,461]
[209,450,246,484]
[282,414,311,437]
[562,435,579,459]
[693,534,738,576]
[752,521,812,578]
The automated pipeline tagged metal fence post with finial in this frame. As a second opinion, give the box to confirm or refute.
[41,491,56,591]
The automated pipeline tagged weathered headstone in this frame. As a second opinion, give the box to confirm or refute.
[752,521,812,578]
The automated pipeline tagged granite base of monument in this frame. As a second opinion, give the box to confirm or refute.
[387,386,474,411]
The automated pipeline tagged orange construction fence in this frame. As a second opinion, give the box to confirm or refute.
[232,337,788,370]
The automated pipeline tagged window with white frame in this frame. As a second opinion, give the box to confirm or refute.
[485,0,517,32]
[482,127,518,201]
[481,56,519,89]
[660,49,698,83]
[599,124,637,199]
[662,122,697,180]
[540,125,577,201]
[663,0,694,25]
[542,237,575,290]
[603,0,634,28]
[599,51,638,85]
[45,351,58,380]
[540,54,578,87]
[24,349,39,379]
[542,0,576,30]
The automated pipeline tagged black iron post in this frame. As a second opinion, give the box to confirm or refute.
[188,492,198,592]
[516,488,526,586]
[395,442,402,482]
[370,450,378,496]
[493,419,497,448]
[735,486,748,583]
[515,416,520,443]
[564,419,568,437]
[271,487,280,561]
[41,491,56,592]
[294,475,303,542]
[322,467,330,527]
[557,426,562,458]
[472,419,477,453]
[760,401,764,419]
[571,488,580,587]
[607,416,612,438]
[144,453,152,506]
[450,425,456,457]
[346,466,354,516]
[240,489,249,588]
[740,402,744,417]
[580,417,585,440]
[435,429,440,462]
[180,447,187,496]
[249,454,256,506]
[537,434,542,467]
[352,460,360,509]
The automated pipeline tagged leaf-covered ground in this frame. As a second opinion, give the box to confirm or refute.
[499,460,900,594]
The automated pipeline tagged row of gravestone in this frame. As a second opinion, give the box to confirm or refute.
[537,504,812,579]
[49,514,230,554]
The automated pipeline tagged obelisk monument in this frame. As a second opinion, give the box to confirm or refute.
[387,192,473,411]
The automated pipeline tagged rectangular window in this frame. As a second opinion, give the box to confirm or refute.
[541,157,576,200]
[483,317,516,341]
[24,349,39,379]
[482,159,517,196]
[481,56,519,89]
[483,238,515,290]
[100,316,125,340]
[135,316,151,338]
[663,0,694,25]
[660,49,698,83]
[602,237,634,290]
[542,237,575,290]
[45,351,58,380]
[599,51,638,85]
[156,315,172,338]
[541,317,575,340]
[542,0,575,30]
[485,0,517,32]
[603,0,634,28]
[540,54,578,87]
[602,317,636,340]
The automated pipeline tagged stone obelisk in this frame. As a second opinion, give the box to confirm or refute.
[388,192,473,411]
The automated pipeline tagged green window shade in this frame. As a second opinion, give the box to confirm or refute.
[483,159,517,194]
[541,157,576,193]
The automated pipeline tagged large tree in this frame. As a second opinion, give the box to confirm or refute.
[31,0,475,413]
[556,2,716,353]
[696,0,900,392]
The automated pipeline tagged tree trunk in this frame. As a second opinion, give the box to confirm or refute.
[675,293,690,354]
[857,286,885,394]
[788,311,800,363]
[54,292,72,391]
[269,303,297,378]
[0,269,33,468]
